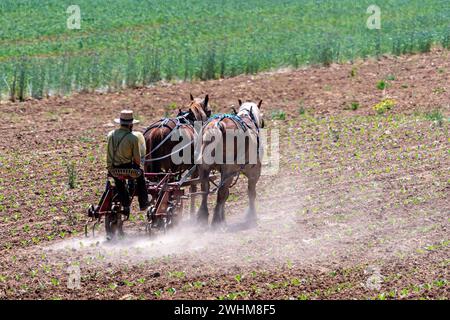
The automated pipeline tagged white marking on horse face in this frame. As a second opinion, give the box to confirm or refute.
[238,102,263,128]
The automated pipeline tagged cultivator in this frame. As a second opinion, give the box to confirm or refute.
[144,172,186,234]
[85,166,212,240]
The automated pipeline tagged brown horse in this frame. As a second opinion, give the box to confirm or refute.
[196,100,264,227]
[143,94,211,175]
[143,94,211,214]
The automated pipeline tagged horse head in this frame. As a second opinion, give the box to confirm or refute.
[179,94,211,123]
[237,99,264,129]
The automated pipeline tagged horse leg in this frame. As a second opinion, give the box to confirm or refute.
[244,165,261,224]
[212,170,234,226]
[189,169,199,218]
[246,177,258,224]
[190,184,197,218]
[196,166,210,224]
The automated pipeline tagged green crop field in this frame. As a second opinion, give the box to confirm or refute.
[0,0,448,101]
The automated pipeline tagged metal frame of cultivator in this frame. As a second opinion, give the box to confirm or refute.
[144,172,185,235]
[86,167,215,240]
[86,174,135,240]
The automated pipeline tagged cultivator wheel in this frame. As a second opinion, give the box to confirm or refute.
[105,205,124,241]
[145,204,177,236]
[145,205,155,237]
[167,205,181,228]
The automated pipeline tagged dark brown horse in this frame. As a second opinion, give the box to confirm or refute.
[143,94,211,174]
[196,100,264,227]
[143,94,211,213]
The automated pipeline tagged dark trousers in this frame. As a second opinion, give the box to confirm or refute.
[112,163,149,209]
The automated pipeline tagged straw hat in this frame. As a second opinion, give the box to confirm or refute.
[114,110,140,125]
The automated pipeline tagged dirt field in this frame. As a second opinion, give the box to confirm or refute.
[0,49,448,300]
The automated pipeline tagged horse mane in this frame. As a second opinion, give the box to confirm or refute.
[188,99,208,122]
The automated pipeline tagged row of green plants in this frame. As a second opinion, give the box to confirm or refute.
[3,31,448,102]
[0,0,449,101]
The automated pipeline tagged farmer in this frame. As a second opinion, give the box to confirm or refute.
[106,110,149,215]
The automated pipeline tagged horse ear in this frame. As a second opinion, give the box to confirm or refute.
[231,106,237,115]
[190,93,194,101]
[203,94,209,109]
[238,99,243,106]
[257,100,263,109]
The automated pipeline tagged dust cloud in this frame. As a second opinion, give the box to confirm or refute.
[45,173,411,270]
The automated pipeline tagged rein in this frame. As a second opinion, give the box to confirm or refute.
[143,112,200,163]
[144,139,194,163]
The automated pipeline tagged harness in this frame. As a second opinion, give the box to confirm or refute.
[239,107,261,158]
[247,106,261,132]
[206,110,261,157]
[142,113,195,163]
[205,113,250,132]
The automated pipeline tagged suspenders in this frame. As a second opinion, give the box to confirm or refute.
[112,131,131,167]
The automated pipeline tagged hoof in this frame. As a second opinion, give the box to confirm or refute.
[245,218,257,228]
[245,213,257,227]
[216,224,228,233]
[211,217,226,230]
[196,210,209,225]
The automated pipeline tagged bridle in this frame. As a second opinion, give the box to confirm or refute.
[240,106,263,132]
[182,101,211,123]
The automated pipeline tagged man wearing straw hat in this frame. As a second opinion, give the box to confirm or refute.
[106,110,149,215]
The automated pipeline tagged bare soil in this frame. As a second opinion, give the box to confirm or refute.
[0,48,448,300]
